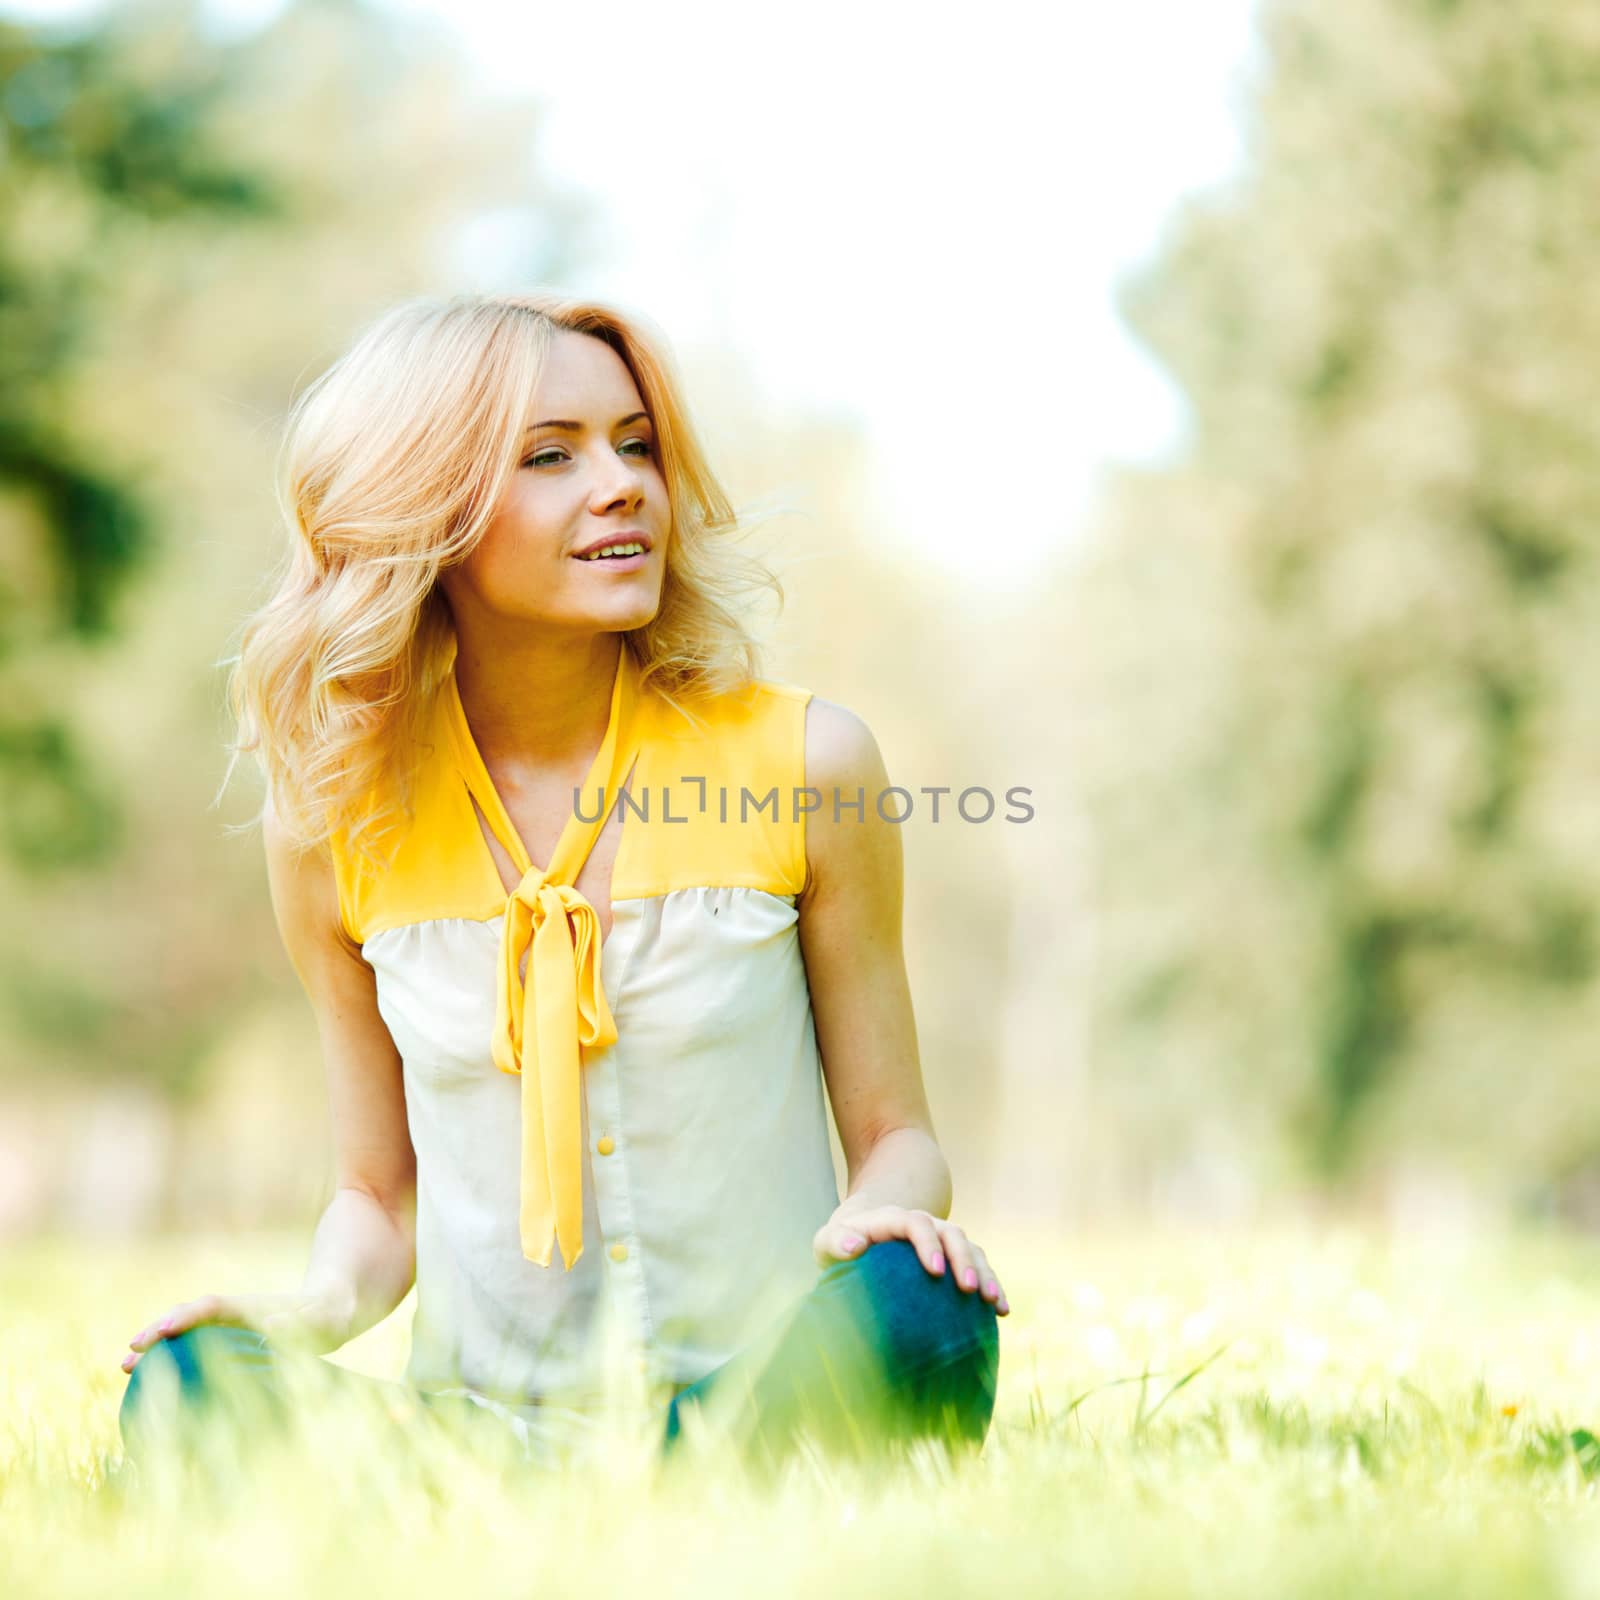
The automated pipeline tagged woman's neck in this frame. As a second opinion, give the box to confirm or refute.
[450,629,624,774]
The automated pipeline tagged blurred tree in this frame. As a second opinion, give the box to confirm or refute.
[723,407,1016,1194]
[1060,0,1600,1203]
[1,1,283,869]
[0,0,587,1119]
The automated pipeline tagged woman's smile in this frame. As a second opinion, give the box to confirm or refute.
[570,531,653,572]
[573,550,650,572]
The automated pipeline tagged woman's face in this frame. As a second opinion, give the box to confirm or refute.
[440,329,670,638]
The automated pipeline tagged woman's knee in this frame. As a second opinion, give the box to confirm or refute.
[118,1325,283,1454]
[853,1238,1000,1373]
[125,1325,265,1395]
[825,1239,998,1450]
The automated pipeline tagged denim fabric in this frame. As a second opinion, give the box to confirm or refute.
[118,1239,999,1475]
[115,1320,513,1471]
[662,1239,1000,1471]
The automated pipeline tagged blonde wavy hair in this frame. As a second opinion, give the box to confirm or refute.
[218,290,781,870]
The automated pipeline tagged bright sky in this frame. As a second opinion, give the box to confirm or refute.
[9,0,1262,588]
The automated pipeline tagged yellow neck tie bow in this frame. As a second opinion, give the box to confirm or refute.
[443,644,646,1271]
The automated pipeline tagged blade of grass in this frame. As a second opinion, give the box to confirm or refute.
[1136,1342,1234,1433]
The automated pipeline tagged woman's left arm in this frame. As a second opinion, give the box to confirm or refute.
[796,698,1008,1316]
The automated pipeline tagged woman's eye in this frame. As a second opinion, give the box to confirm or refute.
[523,439,654,469]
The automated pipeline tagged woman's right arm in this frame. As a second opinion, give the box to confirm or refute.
[120,801,417,1370]
[263,797,418,1337]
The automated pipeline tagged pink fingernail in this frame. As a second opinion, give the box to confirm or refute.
[840,1236,863,1253]
[931,1253,945,1273]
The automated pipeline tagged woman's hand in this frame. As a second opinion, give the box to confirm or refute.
[812,1205,1009,1315]
[118,1285,357,1374]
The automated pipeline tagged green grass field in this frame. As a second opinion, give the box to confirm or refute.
[6,1220,1600,1598]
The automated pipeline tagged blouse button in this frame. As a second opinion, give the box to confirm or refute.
[596,1136,615,1156]
[609,1242,629,1263]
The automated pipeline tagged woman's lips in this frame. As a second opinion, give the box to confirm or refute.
[571,550,649,572]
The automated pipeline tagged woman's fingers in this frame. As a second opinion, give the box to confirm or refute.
[812,1210,1010,1313]
[817,1206,941,1273]
[120,1294,236,1371]
[930,1225,1011,1316]
[936,1221,982,1293]
[964,1241,1010,1314]
[130,1296,210,1347]
[121,1315,173,1372]
[970,1243,1009,1315]
[900,1209,946,1275]
[814,1218,863,1265]
[127,1313,178,1352]
[963,1240,991,1296]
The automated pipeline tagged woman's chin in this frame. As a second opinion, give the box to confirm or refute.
[490,577,663,635]
[580,591,663,634]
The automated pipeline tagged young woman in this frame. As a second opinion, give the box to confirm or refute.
[116,291,1007,1475]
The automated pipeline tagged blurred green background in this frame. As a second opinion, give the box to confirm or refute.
[2,0,1596,1254]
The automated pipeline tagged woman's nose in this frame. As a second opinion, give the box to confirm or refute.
[592,467,646,512]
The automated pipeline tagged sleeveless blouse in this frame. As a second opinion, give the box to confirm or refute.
[328,644,840,1456]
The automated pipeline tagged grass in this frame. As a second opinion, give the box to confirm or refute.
[5,1218,1600,1597]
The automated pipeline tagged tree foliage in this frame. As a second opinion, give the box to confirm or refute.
[1,2,286,867]
[1063,0,1600,1198]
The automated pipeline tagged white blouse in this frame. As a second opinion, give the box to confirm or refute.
[331,646,840,1459]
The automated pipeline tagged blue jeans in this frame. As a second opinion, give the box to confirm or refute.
[119,1240,1000,1475]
